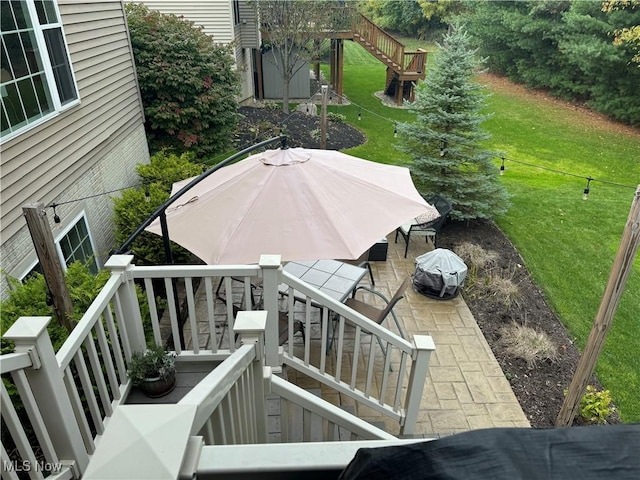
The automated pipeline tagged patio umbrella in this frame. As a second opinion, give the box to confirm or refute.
[146,147,438,265]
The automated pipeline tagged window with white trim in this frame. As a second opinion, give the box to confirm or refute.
[21,213,98,281]
[1,0,78,140]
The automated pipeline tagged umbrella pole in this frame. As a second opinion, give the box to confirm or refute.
[160,212,174,264]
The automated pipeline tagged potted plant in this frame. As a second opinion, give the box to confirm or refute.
[126,343,177,397]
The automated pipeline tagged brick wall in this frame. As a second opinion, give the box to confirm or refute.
[0,125,149,300]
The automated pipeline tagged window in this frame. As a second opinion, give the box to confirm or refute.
[58,215,98,274]
[20,213,98,282]
[233,0,240,25]
[1,0,78,140]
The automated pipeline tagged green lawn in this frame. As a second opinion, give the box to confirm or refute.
[321,40,640,422]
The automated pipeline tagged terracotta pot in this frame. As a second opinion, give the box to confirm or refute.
[139,369,176,398]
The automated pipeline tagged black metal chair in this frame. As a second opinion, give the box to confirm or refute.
[344,276,410,340]
[395,194,452,258]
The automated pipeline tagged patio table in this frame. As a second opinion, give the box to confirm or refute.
[280,259,368,302]
[279,260,368,351]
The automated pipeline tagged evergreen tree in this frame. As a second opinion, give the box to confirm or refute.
[397,26,509,221]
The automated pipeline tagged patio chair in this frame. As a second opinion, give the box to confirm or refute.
[215,276,263,308]
[395,194,452,258]
[344,276,410,340]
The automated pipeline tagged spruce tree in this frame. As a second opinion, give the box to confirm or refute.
[397,26,509,221]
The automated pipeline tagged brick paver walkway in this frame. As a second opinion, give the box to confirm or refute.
[184,232,530,437]
[285,233,530,436]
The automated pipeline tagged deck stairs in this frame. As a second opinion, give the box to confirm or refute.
[349,13,427,103]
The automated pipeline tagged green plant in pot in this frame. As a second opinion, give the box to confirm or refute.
[127,344,177,397]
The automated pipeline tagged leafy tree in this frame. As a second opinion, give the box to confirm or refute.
[397,26,509,221]
[113,151,204,265]
[358,0,442,39]
[462,0,640,125]
[603,0,640,64]
[125,3,240,157]
[417,0,470,28]
[253,1,353,113]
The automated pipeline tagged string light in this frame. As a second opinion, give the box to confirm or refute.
[358,110,362,121]
[500,156,505,175]
[52,204,61,224]
[145,185,151,203]
[583,177,593,200]
[393,123,398,138]
[440,139,447,157]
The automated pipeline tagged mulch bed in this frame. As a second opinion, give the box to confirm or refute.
[234,101,619,427]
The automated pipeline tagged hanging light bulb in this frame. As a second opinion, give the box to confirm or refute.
[52,204,61,224]
[358,111,362,121]
[394,123,398,138]
[145,185,151,203]
[500,157,505,176]
[440,139,447,157]
[583,177,593,200]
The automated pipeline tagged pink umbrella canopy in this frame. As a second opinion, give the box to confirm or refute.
[146,147,439,265]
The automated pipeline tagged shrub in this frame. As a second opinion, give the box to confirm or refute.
[327,112,346,123]
[578,385,615,424]
[454,242,498,289]
[113,151,203,264]
[1,262,110,353]
[498,322,558,368]
[484,272,521,310]
[125,3,240,156]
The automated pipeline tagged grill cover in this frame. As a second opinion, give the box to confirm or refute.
[338,425,640,480]
[414,249,467,299]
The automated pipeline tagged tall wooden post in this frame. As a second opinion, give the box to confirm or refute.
[22,203,75,333]
[556,185,640,426]
[320,85,328,150]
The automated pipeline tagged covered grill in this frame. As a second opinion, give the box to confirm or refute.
[414,249,467,300]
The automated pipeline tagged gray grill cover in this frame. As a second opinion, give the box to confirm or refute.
[414,249,467,298]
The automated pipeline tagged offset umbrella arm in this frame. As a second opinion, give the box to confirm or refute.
[114,135,288,260]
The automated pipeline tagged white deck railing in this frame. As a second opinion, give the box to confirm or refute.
[1,254,434,478]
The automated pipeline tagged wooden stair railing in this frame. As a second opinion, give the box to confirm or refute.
[351,13,404,71]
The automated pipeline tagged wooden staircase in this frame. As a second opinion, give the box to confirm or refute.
[350,13,427,104]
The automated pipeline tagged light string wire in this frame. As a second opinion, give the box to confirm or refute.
[45,87,636,212]
[500,157,637,190]
[44,89,325,213]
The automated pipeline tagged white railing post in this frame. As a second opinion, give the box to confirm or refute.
[4,317,90,477]
[105,255,146,354]
[235,311,268,444]
[400,335,436,436]
[259,255,282,368]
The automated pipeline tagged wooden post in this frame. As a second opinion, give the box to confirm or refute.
[556,185,640,426]
[336,39,344,104]
[22,203,75,333]
[320,85,328,150]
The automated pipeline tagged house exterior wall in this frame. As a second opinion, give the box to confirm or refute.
[129,0,259,103]
[0,0,149,299]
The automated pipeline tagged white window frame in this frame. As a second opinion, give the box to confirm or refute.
[1,0,80,143]
[19,211,98,281]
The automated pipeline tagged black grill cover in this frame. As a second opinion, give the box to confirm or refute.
[338,425,640,480]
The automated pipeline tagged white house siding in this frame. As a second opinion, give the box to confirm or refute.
[0,0,149,299]
[132,0,234,43]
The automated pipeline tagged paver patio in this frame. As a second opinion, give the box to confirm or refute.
[183,232,530,437]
